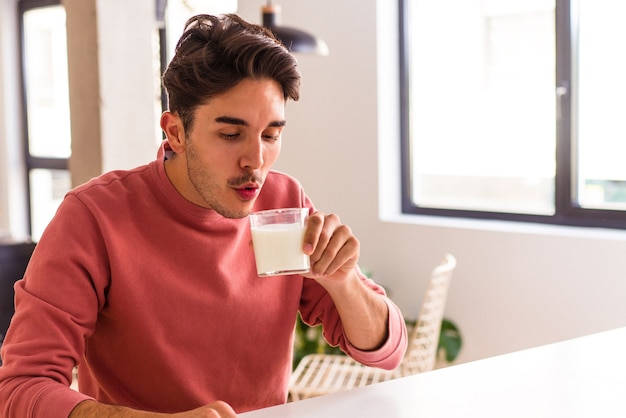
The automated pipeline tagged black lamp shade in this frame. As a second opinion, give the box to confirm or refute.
[262,5,329,56]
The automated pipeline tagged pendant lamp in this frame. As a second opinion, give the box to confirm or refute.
[261,1,329,56]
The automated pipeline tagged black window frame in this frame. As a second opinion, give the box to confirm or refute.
[18,0,69,238]
[399,0,626,230]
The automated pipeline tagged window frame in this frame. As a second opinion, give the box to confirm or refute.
[18,0,69,238]
[399,0,626,230]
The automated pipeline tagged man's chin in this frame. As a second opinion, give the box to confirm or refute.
[212,203,255,219]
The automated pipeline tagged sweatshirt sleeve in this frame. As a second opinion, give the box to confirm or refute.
[0,195,103,417]
[343,297,408,369]
[298,267,408,371]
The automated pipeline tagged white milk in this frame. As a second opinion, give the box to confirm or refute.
[251,223,310,276]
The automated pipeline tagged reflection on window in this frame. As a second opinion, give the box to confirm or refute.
[22,3,71,240]
[407,0,555,215]
[576,0,626,210]
[23,5,71,159]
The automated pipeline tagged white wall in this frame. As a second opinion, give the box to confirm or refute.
[236,0,626,364]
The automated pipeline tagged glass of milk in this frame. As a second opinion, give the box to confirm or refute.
[249,208,310,277]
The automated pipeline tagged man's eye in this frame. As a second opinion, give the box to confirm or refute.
[263,130,281,141]
[221,133,239,140]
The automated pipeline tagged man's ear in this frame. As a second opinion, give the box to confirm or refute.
[160,111,185,153]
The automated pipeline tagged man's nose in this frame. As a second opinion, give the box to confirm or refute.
[241,137,264,169]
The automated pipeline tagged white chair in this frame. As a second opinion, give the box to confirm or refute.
[288,254,457,401]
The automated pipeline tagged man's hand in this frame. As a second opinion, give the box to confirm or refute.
[301,211,389,351]
[70,399,237,417]
[172,401,237,417]
[302,211,360,284]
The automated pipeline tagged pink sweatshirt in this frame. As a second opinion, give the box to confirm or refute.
[0,143,407,417]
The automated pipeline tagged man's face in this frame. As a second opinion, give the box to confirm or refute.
[163,78,285,218]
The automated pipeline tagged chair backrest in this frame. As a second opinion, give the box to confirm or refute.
[399,253,456,376]
[0,242,36,354]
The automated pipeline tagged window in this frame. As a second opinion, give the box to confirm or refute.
[400,0,626,229]
[19,0,71,240]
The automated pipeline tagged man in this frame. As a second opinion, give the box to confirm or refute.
[0,14,407,417]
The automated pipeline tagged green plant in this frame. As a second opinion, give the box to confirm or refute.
[399,316,463,365]
[438,317,463,363]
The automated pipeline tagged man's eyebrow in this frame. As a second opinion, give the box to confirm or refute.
[269,120,287,128]
[215,116,247,126]
[214,116,286,128]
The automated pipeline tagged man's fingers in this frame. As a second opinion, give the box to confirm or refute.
[302,211,325,255]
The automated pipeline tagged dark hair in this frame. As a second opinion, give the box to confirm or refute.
[162,14,301,134]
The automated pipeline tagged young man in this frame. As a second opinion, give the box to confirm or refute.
[0,14,407,417]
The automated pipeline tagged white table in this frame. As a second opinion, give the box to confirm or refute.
[241,327,626,417]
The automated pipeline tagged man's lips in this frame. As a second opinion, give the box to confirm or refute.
[234,183,260,200]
